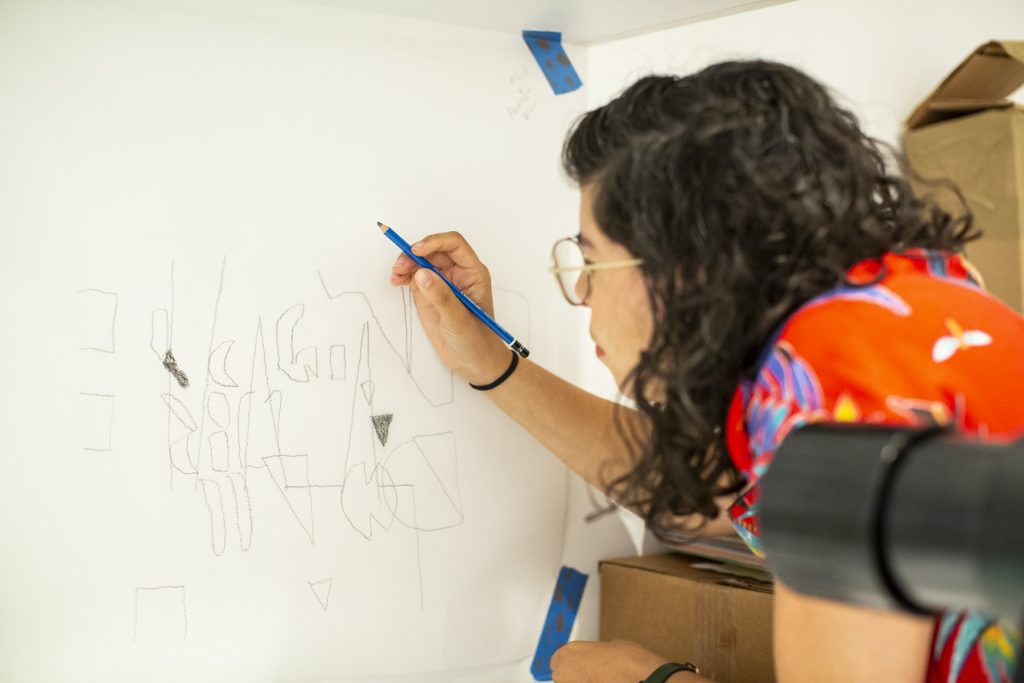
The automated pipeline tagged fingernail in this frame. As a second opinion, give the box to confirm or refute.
[394,255,403,266]
[414,269,432,288]
[411,241,423,251]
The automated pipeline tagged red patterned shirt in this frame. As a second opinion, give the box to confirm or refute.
[725,250,1023,682]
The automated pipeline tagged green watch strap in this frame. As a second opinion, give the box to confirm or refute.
[642,661,700,683]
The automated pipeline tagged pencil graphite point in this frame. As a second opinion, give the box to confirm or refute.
[377,221,389,232]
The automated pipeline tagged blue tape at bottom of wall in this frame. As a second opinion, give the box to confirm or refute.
[531,565,589,681]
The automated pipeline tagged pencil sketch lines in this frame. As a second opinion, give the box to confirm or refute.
[199,478,227,556]
[262,454,314,543]
[132,585,187,643]
[227,472,253,551]
[329,345,346,380]
[162,350,190,388]
[309,578,333,611]
[371,414,393,447]
[80,392,115,452]
[161,394,198,474]
[382,432,463,533]
[151,309,170,358]
[276,304,318,383]
[317,272,454,407]
[208,340,238,388]
[77,288,118,353]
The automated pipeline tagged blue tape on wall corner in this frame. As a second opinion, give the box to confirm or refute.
[530,565,589,681]
[522,30,582,95]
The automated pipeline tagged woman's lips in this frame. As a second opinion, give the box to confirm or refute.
[595,345,605,358]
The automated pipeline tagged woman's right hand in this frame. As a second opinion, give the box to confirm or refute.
[389,231,512,386]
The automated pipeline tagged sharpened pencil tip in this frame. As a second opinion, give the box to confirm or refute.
[377,221,388,232]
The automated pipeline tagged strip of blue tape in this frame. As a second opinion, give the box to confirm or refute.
[522,30,582,95]
[530,565,588,681]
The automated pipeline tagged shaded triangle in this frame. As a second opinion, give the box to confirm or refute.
[371,414,393,447]
[310,578,332,611]
[360,380,375,405]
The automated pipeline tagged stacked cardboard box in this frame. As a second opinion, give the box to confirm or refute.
[903,40,1024,311]
[599,553,774,683]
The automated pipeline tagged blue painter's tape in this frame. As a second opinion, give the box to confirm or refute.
[522,30,582,95]
[530,565,588,681]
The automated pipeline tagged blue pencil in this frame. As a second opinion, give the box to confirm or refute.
[378,221,530,359]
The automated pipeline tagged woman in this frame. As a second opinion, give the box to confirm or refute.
[390,61,1023,682]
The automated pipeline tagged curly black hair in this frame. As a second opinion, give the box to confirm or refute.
[562,61,975,543]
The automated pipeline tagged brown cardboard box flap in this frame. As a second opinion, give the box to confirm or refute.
[907,40,1024,130]
[599,553,774,593]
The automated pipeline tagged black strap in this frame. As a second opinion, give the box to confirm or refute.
[641,661,700,683]
[469,350,519,391]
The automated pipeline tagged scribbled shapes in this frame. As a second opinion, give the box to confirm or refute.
[276,304,318,382]
[309,578,333,612]
[162,350,190,388]
[207,392,230,429]
[161,394,199,474]
[383,432,463,532]
[208,339,238,388]
[132,585,187,643]
[199,479,227,556]
[208,432,229,472]
[262,455,314,543]
[506,66,537,121]
[371,414,393,447]
[340,461,398,539]
[150,309,170,358]
[227,473,253,551]
[79,392,115,452]
[76,288,118,353]
[360,380,375,405]
[329,345,346,380]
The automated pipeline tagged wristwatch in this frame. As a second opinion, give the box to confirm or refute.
[642,661,700,683]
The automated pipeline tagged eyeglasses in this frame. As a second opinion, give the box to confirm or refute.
[549,236,644,306]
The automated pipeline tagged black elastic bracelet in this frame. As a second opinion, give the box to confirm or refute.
[469,351,519,391]
[642,661,700,683]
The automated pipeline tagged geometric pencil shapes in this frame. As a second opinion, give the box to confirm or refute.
[384,433,463,532]
[262,455,314,543]
[199,479,227,556]
[76,288,118,353]
[227,473,253,552]
[79,392,115,452]
[208,431,229,472]
[208,339,238,388]
[329,345,346,380]
[207,392,230,429]
[132,585,187,643]
[279,454,310,489]
[371,413,393,447]
[340,461,397,540]
[309,578,333,612]
[360,380,375,405]
[413,432,462,514]
[276,303,318,382]
[150,309,170,359]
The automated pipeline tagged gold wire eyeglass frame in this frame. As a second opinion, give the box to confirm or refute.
[548,236,644,306]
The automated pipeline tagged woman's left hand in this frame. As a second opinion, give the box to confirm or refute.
[549,639,670,682]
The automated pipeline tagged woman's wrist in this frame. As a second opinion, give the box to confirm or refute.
[464,342,516,387]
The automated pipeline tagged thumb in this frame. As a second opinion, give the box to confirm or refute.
[413,269,466,320]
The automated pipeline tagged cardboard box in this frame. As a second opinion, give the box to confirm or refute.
[902,40,1024,311]
[599,553,775,683]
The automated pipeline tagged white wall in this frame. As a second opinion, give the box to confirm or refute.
[562,0,1024,642]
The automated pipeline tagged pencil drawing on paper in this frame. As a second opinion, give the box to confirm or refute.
[132,585,187,643]
[73,256,530,619]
